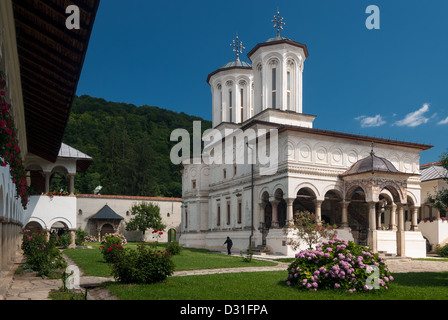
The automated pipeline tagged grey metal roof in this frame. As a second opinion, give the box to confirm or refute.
[420,165,447,182]
[220,60,252,69]
[90,205,124,220]
[342,152,401,176]
[58,143,92,160]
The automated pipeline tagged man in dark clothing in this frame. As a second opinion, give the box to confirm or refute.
[224,237,233,255]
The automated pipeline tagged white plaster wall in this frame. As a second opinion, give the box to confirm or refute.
[76,195,181,242]
[24,195,76,230]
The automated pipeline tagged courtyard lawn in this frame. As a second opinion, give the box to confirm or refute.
[62,242,448,300]
[63,242,278,277]
[103,271,448,300]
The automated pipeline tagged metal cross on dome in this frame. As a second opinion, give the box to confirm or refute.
[230,34,245,61]
[272,10,285,37]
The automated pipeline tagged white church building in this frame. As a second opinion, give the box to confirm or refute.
[179,12,439,258]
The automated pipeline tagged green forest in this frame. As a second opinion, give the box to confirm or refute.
[62,95,211,198]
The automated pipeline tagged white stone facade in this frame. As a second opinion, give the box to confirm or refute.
[179,31,432,258]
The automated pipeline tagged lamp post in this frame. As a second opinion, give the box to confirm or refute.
[247,142,254,251]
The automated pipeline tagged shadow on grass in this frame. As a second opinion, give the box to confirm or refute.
[392,272,448,287]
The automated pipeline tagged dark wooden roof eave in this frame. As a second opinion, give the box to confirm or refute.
[12,0,100,163]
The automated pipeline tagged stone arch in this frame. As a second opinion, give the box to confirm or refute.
[294,182,320,199]
[24,220,44,235]
[25,217,47,231]
[100,223,115,238]
[49,217,73,230]
[322,188,343,225]
[168,228,177,242]
[294,184,318,215]
[378,182,406,204]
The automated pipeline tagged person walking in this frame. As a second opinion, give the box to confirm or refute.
[224,237,233,255]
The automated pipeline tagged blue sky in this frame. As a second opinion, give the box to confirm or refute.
[76,0,448,165]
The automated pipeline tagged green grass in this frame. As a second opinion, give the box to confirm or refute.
[103,271,448,300]
[63,242,277,277]
[63,242,448,300]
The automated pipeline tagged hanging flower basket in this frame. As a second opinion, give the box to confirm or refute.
[0,69,29,209]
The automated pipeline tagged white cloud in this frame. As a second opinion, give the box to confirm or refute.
[438,116,448,125]
[355,114,386,128]
[394,103,431,127]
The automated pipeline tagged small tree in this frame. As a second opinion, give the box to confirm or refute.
[286,210,338,249]
[125,202,165,239]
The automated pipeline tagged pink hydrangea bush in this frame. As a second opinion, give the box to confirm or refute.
[286,239,394,293]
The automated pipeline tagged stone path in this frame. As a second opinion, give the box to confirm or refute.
[1,253,448,300]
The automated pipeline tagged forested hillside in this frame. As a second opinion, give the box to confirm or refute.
[62,95,211,197]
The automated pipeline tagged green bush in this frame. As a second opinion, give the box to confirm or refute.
[21,230,67,277]
[167,241,182,255]
[56,232,72,249]
[286,239,394,293]
[110,244,174,284]
[435,243,448,257]
[75,228,88,246]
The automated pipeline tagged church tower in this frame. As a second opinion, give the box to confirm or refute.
[207,35,254,127]
[247,11,308,115]
[207,11,314,129]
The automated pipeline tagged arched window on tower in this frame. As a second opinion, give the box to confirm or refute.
[268,58,279,109]
[217,83,222,123]
[229,89,233,122]
[286,59,295,112]
[239,80,247,123]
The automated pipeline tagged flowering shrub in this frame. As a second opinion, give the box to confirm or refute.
[110,244,174,284]
[286,211,337,250]
[285,239,394,293]
[435,243,448,257]
[0,71,29,209]
[84,235,98,243]
[21,229,67,277]
[99,233,127,263]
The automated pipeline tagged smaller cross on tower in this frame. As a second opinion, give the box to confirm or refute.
[272,10,285,37]
[230,34,245,61]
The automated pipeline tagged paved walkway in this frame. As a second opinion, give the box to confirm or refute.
[1,253,448,300]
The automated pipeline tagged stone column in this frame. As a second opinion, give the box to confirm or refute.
[69,229,76,248]
[259,202,266,227]
[340,200,350,228]
[396,203,405,256]
[313,200,323,223]
[389,203,397,231]
[377,206,383,230]
[368,202,377,252]
[271,199,280,228]
[411,207,419,231]
[44,171,51,194]
[68,173,75,195]
[286,198,294,224]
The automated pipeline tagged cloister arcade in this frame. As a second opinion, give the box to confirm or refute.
[257,177,423,256]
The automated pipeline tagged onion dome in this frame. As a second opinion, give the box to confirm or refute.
[341,150,400,177]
